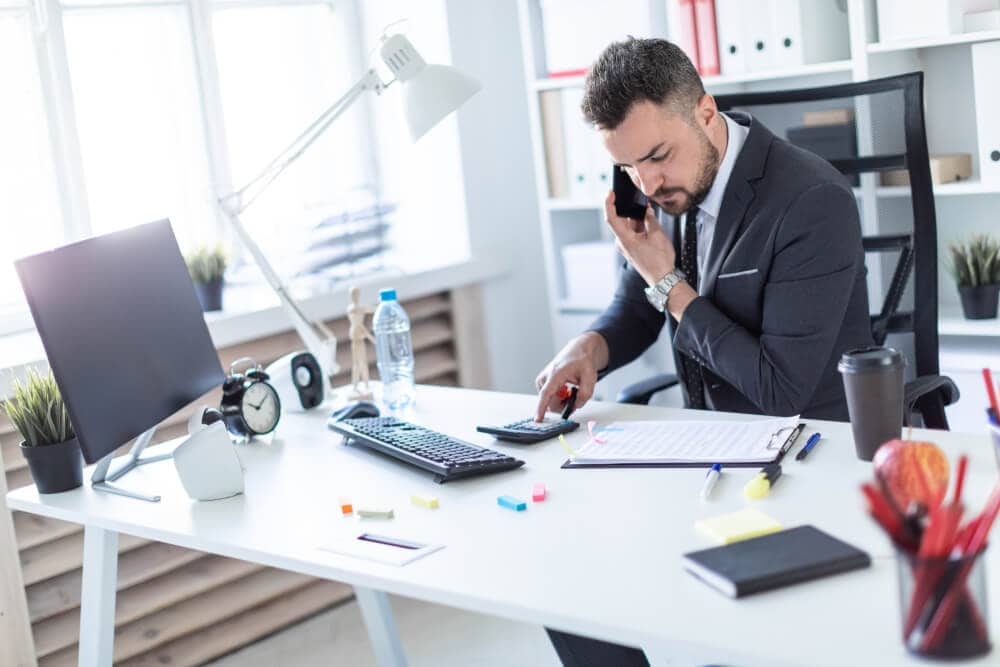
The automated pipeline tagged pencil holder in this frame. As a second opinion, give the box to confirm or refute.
[896,548,992,659]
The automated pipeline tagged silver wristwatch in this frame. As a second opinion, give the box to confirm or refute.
[644,269,687,312]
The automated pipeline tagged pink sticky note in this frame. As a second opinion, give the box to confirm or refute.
[532,483,546,502]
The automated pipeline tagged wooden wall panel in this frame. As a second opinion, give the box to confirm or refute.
[1,289,471,665]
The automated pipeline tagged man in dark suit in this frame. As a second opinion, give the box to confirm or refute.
[534,38,873,666]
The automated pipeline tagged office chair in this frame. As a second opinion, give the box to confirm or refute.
[617,72,959,429]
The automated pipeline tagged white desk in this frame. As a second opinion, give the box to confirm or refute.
[7,385,1000,666]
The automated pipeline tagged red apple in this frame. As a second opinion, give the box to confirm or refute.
[872,439,950,512]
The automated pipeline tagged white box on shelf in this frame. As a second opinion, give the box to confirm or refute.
[769,0,850,68]
[875,0,994,42]
[971,40,1000,186]
[964,8,1000,31]
[561,241,620,308]
[540,0,652,76]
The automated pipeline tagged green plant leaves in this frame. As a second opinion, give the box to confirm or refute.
[2,368,75,447]
[185,245,228,284]
[945,235,1000,288]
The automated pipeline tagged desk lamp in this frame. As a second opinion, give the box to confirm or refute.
[217,30,481,392]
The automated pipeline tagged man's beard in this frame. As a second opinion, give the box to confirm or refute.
[652,131,720,217]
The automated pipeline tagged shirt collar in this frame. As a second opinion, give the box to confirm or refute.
[697,112,749,221]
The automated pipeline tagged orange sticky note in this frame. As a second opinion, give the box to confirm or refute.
[339,499,353,516]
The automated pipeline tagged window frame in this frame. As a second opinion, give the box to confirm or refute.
[1,0,373,336]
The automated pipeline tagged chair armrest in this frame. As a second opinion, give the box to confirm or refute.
[904,375,960,430]
[616,374,680,405]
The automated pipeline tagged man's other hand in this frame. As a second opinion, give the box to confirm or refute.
[534,332,608,421]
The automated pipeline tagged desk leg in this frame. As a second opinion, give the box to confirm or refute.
[78,526,119,667]
[353,586,407,667]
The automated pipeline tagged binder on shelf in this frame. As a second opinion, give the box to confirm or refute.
[560,87,596,202]
[972,41,1000,186]
[668,0,702,73]
[587,139,612,201]
[770,0,849,69]
[715,0,746,75]
[743,0,773,73]
[539,90,569,199]
[694,0,720,76]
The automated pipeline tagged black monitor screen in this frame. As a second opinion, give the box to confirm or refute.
[15,219,225,464]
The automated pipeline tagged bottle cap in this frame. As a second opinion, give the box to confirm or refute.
[379,288,397,301]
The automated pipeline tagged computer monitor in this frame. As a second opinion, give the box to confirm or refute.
[15,219,225,501]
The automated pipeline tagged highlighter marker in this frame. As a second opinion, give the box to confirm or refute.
[744,462,782,500]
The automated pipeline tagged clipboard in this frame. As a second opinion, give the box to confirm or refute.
[560,423,806,470]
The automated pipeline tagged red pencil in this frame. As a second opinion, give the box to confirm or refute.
[982,368,999,420]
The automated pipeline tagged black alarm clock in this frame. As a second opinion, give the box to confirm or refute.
[220,357,281,438]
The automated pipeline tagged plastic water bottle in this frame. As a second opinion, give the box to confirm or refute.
[373,288,415,410]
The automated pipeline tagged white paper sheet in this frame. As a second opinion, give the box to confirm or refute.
[570,416,800,464]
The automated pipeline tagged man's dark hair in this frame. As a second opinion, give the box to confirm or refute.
[581,38,705,129]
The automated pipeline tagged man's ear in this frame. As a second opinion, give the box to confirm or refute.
[695,93,717,130]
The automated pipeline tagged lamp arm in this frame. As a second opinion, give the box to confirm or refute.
[222,68,383,214]
[216,67,387,387]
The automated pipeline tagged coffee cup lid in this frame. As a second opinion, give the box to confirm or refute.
[838,346,905,372]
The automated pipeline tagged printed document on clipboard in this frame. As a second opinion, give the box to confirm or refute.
[561,417,804,469]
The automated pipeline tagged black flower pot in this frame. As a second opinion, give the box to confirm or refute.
[194,278,224,312]
[959,284,1000,320]
[19,437,83,494]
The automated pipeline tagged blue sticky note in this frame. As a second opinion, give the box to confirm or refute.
[497,495,526,511]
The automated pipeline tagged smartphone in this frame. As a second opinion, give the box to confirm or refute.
[613,165,649,220]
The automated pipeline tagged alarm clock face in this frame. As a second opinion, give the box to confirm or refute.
[241,381,280,434]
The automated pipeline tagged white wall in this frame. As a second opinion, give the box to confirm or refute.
[444,0,554,392]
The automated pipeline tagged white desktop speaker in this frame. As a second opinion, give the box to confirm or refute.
[173,421,244,501]
[265,351,324,411]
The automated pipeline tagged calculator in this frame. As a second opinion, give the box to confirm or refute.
[476,418,580,444]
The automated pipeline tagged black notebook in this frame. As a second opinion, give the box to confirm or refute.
[682,525,871,598]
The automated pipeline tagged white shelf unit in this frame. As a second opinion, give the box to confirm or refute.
[517,0,1000,417]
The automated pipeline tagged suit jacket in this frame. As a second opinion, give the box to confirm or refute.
[588,113,873,421]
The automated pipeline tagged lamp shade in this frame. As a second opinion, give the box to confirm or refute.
[379,33,481,141]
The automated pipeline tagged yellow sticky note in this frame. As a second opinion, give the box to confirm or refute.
[695,507,783,545]
[411,494,439,509]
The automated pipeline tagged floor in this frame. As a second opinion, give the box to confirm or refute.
[205,594,562,666]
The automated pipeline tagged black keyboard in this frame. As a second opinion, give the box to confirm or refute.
[329,416,525,483]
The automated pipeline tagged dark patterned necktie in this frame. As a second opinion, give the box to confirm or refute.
[678,208,706,409]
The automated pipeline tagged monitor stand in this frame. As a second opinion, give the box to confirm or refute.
[90,427,169,502]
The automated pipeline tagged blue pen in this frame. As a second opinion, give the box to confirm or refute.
[700,463,722,501]
[795,432,822,461]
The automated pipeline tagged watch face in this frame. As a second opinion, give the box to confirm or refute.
[241,381,281,434]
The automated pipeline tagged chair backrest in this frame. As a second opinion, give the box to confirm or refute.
[714,73,939,379]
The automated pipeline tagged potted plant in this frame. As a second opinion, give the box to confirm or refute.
[946,235,1000,320]
[4,368,82,493]
[186,245,227,312]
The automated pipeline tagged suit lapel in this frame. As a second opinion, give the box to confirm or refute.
[701,113,773,299]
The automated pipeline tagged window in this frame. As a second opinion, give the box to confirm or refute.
[212,1,375,281]
[0,6,64,320]
[1,0,469,336]
[62,3,216,247]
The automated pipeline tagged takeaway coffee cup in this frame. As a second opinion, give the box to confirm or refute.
[838,347,906,461]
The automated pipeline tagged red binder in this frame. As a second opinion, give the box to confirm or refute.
[694,0,720,76]
[676,0,701,74]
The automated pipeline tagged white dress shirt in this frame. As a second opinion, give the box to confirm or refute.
[682,112,749,294]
